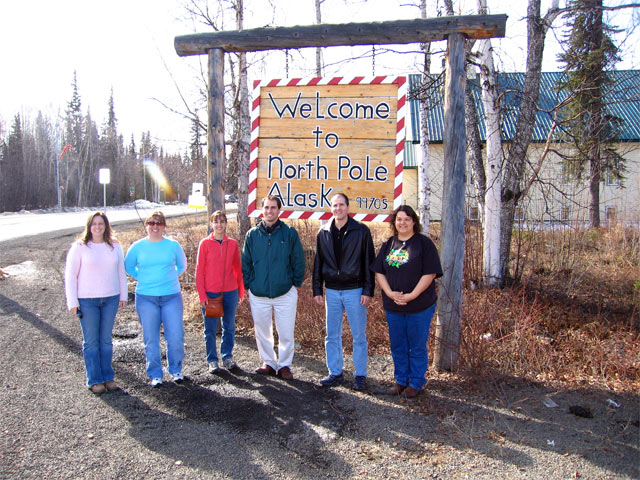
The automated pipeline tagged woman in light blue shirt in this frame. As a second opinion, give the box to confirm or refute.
[125,211,187,387]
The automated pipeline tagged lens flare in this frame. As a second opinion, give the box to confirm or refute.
[143,159,176,199]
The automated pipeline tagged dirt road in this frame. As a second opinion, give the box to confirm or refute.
[0,228,638,479]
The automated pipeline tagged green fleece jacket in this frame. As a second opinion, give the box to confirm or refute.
[241,220,306,298]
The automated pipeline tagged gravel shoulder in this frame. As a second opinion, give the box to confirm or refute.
[0,229,638,479]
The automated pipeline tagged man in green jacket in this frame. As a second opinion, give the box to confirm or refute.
[242,195,305,379]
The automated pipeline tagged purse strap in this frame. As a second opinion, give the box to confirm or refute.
[220,239,227,296]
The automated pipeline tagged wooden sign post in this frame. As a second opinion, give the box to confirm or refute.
[174,14,507,371]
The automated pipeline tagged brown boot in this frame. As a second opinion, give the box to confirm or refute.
[387,384,406,395]
[104,380,119,392]
[89,384,106,394]
[277,366,293,380]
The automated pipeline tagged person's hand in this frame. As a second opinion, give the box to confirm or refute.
[200,300,207,307]
[313,295,324,306]
[119,301,127,308]
[361,295,372,306]
[238,296,244,305]
[71,307,78,316]
[396,293,414,304]
[390,291,407,305]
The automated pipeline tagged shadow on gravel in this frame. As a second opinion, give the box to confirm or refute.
[0,293,81,355]
[2,292,638,477]
[100,365,353,478]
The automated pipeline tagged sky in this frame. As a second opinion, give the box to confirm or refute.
[1,0,638,155]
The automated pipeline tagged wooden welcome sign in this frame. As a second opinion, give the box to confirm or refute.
[249,76,406,221]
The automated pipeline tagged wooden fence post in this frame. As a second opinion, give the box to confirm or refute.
[207,48,225,217]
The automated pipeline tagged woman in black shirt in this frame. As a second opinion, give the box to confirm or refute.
[371,205,443,398]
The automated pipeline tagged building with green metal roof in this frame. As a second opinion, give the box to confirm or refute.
[402,70,640,225]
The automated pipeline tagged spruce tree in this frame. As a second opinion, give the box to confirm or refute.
[557,0,623,227]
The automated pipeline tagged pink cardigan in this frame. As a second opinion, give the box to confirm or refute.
[64,240,128,309]
[195,234,244,303]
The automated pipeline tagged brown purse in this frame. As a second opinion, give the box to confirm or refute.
[205,295,224,317]
[204,240,227,318]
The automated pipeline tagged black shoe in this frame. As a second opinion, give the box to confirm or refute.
[353,376,367,391]
[319,373,344,387]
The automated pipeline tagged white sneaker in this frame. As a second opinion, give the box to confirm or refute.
[208,361,220,373]
[172,373,184,383]
[151,378,163,388]
[222,358,237,370]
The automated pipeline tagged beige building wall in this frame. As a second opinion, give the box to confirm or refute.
[402,142,640,225]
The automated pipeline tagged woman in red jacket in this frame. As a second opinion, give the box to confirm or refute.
[195,211,244,373]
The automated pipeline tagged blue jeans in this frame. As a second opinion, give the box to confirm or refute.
[385,303,436,390]
[78,295,119,386]
[202,289,239,363]
[325,288,368,377]
[135,292,184,379]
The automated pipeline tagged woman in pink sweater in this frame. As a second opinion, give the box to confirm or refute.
[64,212,127,394]
[195,211,244,373]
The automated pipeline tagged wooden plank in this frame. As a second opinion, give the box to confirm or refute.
[257,137,395,157]
[260,84,399,98]
[258,119,396,140]
[256,180,393,214]
[256,154,394,179]
[175,15,508,56]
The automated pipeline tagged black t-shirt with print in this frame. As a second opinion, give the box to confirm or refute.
[370,233,443,313]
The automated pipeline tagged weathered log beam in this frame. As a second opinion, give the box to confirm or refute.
[175,14,507,56]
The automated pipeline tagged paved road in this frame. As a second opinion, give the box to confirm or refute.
[0,204,213,243]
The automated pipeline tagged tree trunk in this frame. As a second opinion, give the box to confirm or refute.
[478,33,503,287]
[499,0,561,283]
[589,151,601,227]
[434,33,466,372]
[315,0,323,76]
[418,0,432,234]
[237,50,251,239]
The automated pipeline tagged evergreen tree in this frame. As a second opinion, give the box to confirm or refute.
[3,115,26,211]
[557,0,623,227]
[63,71,84,206]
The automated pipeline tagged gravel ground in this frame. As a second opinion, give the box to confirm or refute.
[0,229,638,479]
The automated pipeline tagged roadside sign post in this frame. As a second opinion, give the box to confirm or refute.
[99,169,111,210]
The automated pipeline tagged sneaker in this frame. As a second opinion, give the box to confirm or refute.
[172,373,184,384]
[151,378,163,388]
[319,373,344,387]
[353,376,367,391]
[208,361,220,373]
[277,366,294,380]
[222,358,237,370]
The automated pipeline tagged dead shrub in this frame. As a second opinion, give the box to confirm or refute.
[115,214,639,392]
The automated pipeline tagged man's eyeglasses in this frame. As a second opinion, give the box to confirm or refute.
[147,221,164,226]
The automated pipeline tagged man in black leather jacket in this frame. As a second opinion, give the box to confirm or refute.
[313,193,375,391]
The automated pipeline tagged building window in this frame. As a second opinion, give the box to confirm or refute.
[606,158,621,186]
[468,205,480,221]
[514,207,525,222]
[560,206,570,222]
[605,206,617,225]
[560,162,572,185]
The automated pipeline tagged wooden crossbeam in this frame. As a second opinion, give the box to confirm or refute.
[175,14,507,56]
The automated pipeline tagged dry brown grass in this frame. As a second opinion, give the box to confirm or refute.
[116,214,640,393]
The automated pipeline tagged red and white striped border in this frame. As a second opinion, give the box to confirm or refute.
[249,76,406,222]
